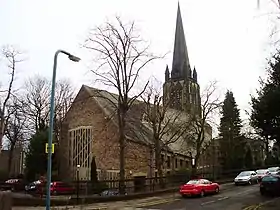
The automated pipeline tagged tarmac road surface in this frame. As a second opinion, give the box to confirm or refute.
[139,184,277,210]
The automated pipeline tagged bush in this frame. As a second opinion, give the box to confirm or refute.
[168,168,191,184]
[91,181,108,194]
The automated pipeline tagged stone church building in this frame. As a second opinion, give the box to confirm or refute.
[58,4,212,181]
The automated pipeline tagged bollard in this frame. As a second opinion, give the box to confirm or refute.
[0,191,12,210]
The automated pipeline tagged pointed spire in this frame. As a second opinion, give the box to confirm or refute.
[165,65,170,82]
[171,2,191,80]
[193,66,197,82]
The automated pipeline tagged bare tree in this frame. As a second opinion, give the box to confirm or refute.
[21,75,50,132]
[5,96,26,176]
[84,17,161,194]
[140,79,189,187]
[54,79,75,144]
[0,46,24,151]
[20,75,75,137]
[184,81,222,174]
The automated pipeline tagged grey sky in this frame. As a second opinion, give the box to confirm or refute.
[0,0,279,121]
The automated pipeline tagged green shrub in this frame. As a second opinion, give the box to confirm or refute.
[91,181,108,194]
[168,168,191,184]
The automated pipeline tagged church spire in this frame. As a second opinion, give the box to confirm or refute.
[165,65,170,82]
[171,2,191,80]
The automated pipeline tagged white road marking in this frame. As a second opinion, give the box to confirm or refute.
[217,196,229,201]
[201,200,216,206]
[235,189,254,196]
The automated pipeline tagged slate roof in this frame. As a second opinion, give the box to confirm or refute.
[82,85,192,156]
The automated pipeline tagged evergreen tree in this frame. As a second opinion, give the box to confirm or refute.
[25,128,48,181]
[219,91,245,170]
[90,156,98,183]
[25,125,58,181]
[251,52,280,163]
[244,146,253,168]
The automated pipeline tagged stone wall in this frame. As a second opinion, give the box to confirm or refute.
[59,86,153,180]
[0,148,24,178]
[0,192,12,210]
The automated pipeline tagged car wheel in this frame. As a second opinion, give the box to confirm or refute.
[182,195,187,198]
[248,180,252,185]
[215,187,220,194]
[200,190,205,197]
[235,183,239,186]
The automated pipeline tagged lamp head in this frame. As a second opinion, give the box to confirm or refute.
[68,54,81,62]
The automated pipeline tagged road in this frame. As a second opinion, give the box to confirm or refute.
[11,183,280,210]
[139,184,278,210]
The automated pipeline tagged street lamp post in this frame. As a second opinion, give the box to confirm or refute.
[46,50,80,210]
[76,164,80,205]
[191,158,196,179]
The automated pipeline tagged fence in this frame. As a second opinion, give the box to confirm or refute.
[33,168,245,197]
[1,164,278,198]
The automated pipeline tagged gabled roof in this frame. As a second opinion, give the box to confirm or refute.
[81,85,192,157]
[83,85,155,146]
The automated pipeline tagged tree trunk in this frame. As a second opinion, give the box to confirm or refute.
[118,108,126,195]
[0,119,4,151]
[265,136,269,160]
[155,140,164,188]
[8,146,14,177]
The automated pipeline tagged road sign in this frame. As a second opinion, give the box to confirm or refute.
[45,143,55,154]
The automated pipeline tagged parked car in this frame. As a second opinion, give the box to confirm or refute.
[50,182,75,195]
[37,181,74,195]
[25,180,41,193]
[234,171,258,185]
[267,167,280,175]
[179,179,220,197]
[260,174,280,196]
[256,169,270,182]
[0,179,26,192]
[100,189,127,196]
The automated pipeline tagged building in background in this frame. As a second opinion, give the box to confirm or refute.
[0,148,25,178]
[58,3,212,181]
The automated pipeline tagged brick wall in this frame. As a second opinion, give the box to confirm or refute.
[59,86,153,180]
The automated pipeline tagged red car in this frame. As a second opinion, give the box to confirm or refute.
[256,169,270,182]
[179,179,220,197]
[37,181,75,195]
[50,182,75,195]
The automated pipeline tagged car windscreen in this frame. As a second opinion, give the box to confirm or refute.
[187,180,200,184]
[238,171,251,176]
[262,176,279,182]
[256,170,267,174]
[268,167,279,172]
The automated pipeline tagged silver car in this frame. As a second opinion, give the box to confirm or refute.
[267,167,280,175]
[234,171,258,185]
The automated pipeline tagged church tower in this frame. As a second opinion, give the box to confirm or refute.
[163,3,201,114]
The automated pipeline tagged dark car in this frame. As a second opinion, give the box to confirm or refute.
[25,180,41,193]
[0,179,26,192]
[260,175,280,196]
[100,189,127,196]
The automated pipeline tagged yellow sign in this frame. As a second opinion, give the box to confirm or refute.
[45,143,55,154]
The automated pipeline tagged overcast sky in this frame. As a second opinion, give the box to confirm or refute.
[0,0,280,121]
